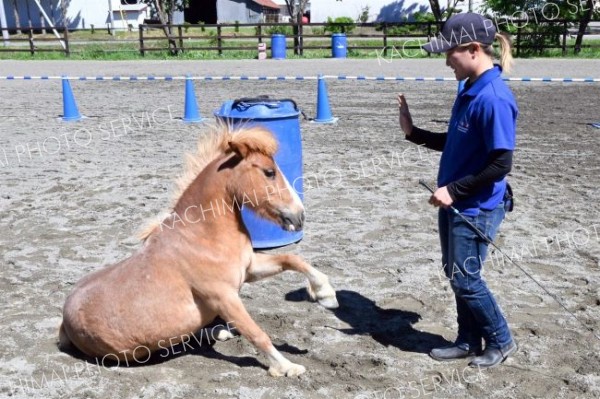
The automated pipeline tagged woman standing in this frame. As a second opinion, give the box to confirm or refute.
[398,13,518,368]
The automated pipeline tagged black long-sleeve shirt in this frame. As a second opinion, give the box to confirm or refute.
[406,127,512,202]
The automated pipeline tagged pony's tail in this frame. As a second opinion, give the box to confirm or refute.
[495,32,514,74]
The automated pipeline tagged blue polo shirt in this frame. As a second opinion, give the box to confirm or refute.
[438,65,517,216]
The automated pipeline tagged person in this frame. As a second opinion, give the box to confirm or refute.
[398,13,518,368]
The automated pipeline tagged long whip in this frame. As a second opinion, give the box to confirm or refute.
[418,179,600,341]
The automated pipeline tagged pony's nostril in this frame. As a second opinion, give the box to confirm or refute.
[280,211,304,232]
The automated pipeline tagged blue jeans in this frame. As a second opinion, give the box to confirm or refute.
[438,205,513,351]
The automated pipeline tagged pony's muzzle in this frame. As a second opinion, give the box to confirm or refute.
[280,210,305,232]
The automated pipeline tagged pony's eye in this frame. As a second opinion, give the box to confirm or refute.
[263,168,276,179]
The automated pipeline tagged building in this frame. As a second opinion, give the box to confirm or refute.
[184,0,280,24]
[0,0,281,32]
[0,0,152,31]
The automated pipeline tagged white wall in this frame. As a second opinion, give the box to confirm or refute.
[2,0,149,30]
[66,0,111,29]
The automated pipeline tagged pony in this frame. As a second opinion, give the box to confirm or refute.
[59,125,339,377]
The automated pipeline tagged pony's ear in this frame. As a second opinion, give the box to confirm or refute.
[228,140,250,159]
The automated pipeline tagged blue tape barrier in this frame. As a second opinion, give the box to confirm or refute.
[0,75,599,82]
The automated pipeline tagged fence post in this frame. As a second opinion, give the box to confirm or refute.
[28,29,35,55]
[298,18,303,56]
[63,26,70,57]
[516,26,521,57]
[217,24,222,56]
[383,23,388,57]
[139,25,145,56]
[562,20,567,56]
[427,22,432,57]
[178,25,183,53]
[257,23,262,43]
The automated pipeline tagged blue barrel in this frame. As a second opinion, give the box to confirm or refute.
[332,33,347,58]
[214,97,303,249]
[271,34,286,59]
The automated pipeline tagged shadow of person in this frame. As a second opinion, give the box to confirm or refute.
[285,288,451,354]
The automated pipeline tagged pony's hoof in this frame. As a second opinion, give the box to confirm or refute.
[307,283,339,309]
[214,329,235,341]
[269,363,306,377]
[318,295,339,309]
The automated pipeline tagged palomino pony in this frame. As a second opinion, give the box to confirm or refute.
[59,125,338,377]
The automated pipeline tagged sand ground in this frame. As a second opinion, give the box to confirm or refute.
[0,59,599,399]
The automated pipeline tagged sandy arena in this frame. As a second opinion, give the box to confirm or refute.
[0,59,599,398]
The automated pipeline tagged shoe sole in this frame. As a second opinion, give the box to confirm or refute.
[468,343,518,369]
[430,353,478,362]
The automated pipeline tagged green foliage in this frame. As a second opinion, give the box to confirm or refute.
[325,16,355,34]
[479,0,597,55]
[311,26,326,36]
[358,5,370,23]
[198,21,205,32]
[481,0,599,22]
[207,30,219,46]
[412,11,436,23]
[266,25,293,36]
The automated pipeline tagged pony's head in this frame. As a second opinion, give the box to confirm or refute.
[225,126,304,232]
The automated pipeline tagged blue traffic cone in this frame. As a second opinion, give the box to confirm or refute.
[313,75,337,124]
[62,77,82,121]
[183,76,206,123]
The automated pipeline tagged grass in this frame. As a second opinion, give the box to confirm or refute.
[0,28,599,60]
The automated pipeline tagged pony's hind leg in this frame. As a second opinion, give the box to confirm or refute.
[247,253,339,309]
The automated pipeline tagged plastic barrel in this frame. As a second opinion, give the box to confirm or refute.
[332,33,347,58]
[271,34,286,59]
[214,97,303,249]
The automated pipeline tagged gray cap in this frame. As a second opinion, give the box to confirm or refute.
[422,13,496,53]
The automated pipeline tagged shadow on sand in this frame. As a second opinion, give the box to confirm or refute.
[286,288,451,354]
[57,318,306,371]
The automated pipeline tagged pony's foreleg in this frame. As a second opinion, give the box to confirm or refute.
[247,253,338,309]
[216,293,306,377]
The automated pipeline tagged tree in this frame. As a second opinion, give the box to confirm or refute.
[11,0,21,34]
[429,0,465,22]
[429,0,443,21]
[482,0,600,55]
[358,5,370,23]
[284,0,310,22]
[142,0,189,55]
[573,0,599,54]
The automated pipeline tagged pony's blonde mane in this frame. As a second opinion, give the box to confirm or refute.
[137,123,277,241]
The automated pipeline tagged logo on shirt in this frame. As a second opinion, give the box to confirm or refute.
[457,117,469,133]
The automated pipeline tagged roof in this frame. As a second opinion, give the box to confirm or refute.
[253,0,280,9]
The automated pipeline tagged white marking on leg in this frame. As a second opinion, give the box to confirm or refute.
[267,347,306,377]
